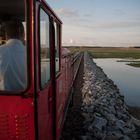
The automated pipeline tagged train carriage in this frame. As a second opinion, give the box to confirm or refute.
[0,0,83,140]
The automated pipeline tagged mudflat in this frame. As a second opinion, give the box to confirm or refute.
[128,106,140,120]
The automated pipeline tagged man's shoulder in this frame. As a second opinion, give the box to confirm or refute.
[0,44,8,51]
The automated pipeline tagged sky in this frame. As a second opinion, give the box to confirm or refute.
[47,0,140,47]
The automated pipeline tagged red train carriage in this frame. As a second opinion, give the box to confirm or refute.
[0,0,82,140]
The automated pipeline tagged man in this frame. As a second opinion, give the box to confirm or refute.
[0,20,27,91]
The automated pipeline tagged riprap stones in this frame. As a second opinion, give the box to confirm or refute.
[81,52,140,140]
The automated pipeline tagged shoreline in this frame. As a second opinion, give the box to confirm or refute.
[128,106,140,120]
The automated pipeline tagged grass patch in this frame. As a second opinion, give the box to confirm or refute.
[127,62,140,68]
[89,52,140,59]
[117,60,140,62]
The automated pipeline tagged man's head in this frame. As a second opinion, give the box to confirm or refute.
[5,20,25,41]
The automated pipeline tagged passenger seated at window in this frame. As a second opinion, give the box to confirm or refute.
[0,20,27,91]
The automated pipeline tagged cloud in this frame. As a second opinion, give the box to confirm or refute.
[113,9,126,16]
[84,14,92,17]
[56,8,79,18]
[84,20,140,30]
[99,21,140,29]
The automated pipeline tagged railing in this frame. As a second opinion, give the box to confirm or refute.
[72,52,83,83]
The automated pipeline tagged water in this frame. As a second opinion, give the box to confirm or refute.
[94,59,140,107]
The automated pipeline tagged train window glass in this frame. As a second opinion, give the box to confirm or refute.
[54,22,60,74]
[0,0,27,92]
[40,9,50,87]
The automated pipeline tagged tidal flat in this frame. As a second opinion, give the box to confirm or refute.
[117,59,140,68]
[127,62,140,68]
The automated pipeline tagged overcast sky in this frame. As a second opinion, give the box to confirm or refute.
[47,0,140,47]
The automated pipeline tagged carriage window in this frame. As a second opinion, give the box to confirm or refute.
[40,9,50,87]
[0,0,27,92]
[54,22,60,74]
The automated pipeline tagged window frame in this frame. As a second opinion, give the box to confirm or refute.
[0,0,30,95]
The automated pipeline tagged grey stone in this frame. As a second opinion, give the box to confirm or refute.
[107,131,124,139]
[121,135,132,140]
[76,135,94,140]
[89,115,107,131]
[116,120,125,131]
[105,136,119,140]
[131,116,140,127]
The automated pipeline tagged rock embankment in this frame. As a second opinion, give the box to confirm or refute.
[81,52,140,140]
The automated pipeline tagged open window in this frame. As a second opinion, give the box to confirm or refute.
[0,0,27,92]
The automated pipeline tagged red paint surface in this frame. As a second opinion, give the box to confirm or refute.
[0,96,35,140]
[0,0,76,140]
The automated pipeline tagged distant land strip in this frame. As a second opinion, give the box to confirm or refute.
[63,46,140,59]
